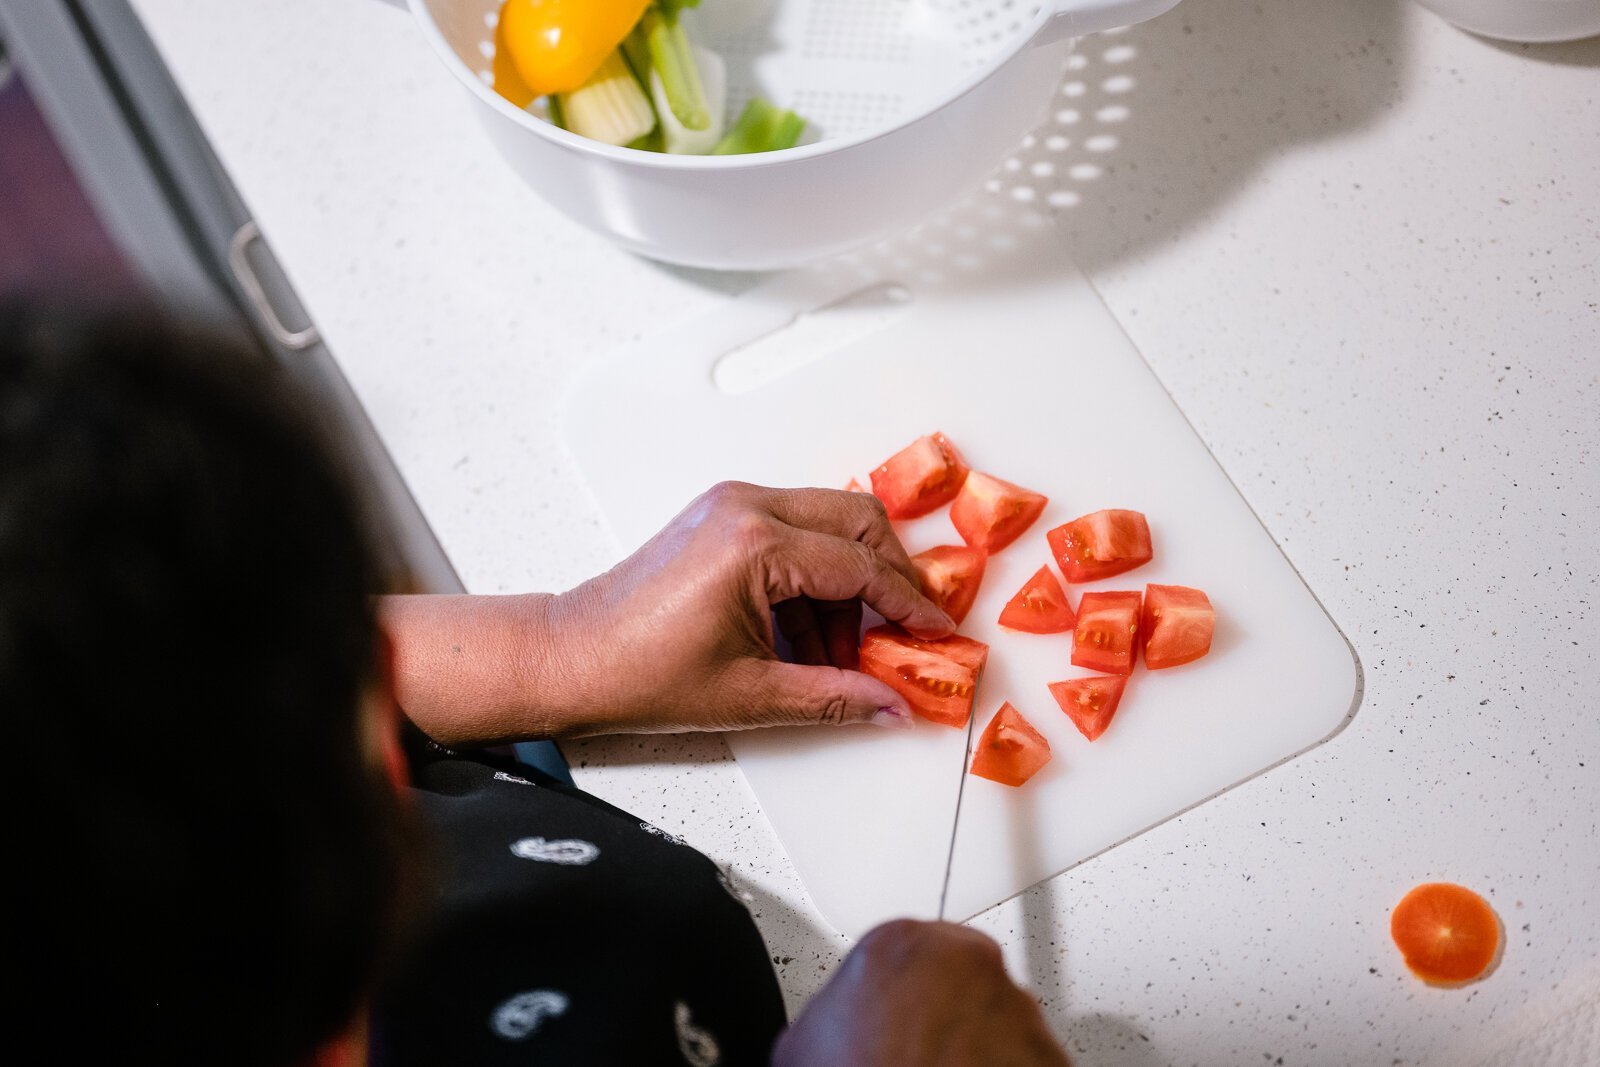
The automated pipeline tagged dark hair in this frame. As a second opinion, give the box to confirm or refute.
[0,303,414,1064]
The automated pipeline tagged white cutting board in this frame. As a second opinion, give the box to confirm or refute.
[561,196,1360,938]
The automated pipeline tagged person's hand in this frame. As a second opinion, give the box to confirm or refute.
[773,920,1071,1067]
[379,482,955,744]
[548,481,955,734]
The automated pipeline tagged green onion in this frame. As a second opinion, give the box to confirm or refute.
[557,49,656,147]
[711,97,806,155]
[626,127,665,152]
[653,0,701,19]
[650,45,725,153]
[642,9,710,132]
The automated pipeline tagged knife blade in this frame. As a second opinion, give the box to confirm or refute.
[936,666,984,920]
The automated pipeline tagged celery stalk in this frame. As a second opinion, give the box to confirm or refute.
[557,49,656,147]
[626,128,664,152]
[621,23,653,85]
[642,9,710,132]
[711,98,806,155]
[651,45,725,153]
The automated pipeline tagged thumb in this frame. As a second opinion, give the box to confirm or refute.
[742,660,916,730]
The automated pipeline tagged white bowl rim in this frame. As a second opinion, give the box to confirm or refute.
[406,0,1063,172]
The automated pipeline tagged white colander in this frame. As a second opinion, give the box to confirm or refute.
[410,0,1180,269]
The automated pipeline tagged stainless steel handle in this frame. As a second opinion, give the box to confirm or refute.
[227,220,320,351]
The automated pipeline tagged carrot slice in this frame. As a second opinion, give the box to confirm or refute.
[1389,882,1501,985]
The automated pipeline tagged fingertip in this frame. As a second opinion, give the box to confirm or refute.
[847,674,913,727]
[903,605,958,639]
[870,706,916,730]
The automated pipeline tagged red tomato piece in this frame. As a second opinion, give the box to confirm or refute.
[858,625,989,728]
[1048,675,1128,741]
[1140,584,1215,669]
[969,702,1052,787]
[868,432,969,520]
[1071,590,1142,675]
[911,545,987,625]
[1046,509,1153,583]
[843,478,866,493]
[949,471,1048,554]
[997,566,1075,634]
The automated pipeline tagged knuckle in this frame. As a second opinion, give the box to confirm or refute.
[814,685,852,726]
[951,934,1005,974]
[726,509,778,555]
[703,480,754,509]
[861,491,890,523]
[893,923,1003,973]
[843,538,879,576]
[857,919,924,967]
[844,491,892,541]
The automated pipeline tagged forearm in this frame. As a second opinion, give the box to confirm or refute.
[377,593,591,747]
[377,484,953,742]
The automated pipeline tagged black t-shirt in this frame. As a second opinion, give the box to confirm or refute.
[373,747,787,1066]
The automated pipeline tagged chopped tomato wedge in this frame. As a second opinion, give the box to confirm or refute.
[997,566,1075,634]
[869,432,969,520]
[1048,675,1127,741]
[969,702,1052,787]
[1390,883,1501,986]
[858,625,989,728]
[911,545,986,626]
[1046,509,1153,583]
[843,478,866,493]
[1140,584,1215,669]
[1071,590,1141,675]
[949,471,1048,554]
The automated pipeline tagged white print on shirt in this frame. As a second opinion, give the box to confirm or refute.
[509,836,600,865]
[640,821,689,846]
[493,771,533,786]
[674,1000,721,1067]
[490,989,569,1041]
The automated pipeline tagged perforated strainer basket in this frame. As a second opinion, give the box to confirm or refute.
[410,0,1180,269]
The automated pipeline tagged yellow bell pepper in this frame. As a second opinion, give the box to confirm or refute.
[498,0,652,97]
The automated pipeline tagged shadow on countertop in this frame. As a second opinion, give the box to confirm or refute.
[647,0,1416,296]
[1051,0,1409,275]
[1472,31,1600,67]
[1007,871,1167,1066]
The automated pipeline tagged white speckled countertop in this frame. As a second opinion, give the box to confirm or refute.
[127,1,1598,1063]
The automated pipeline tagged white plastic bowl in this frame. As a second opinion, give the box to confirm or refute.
[1412,0,1600,42]
[409,0,1181,270]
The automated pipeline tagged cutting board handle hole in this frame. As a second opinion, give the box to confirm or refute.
[711,282,913,395]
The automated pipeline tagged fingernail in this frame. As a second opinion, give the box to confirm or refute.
[871,706,915,730]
